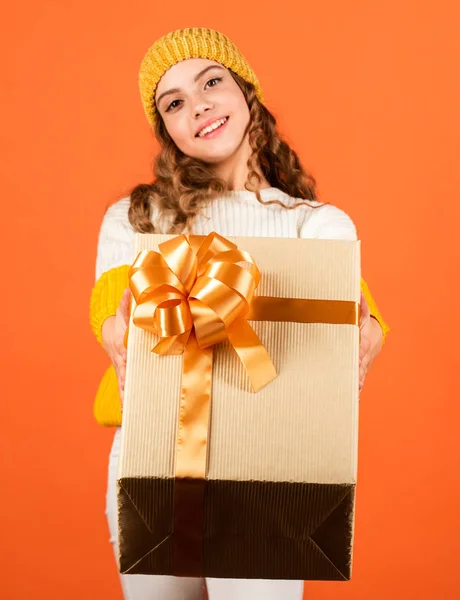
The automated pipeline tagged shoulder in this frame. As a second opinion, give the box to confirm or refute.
[95,197,135,281]
[268,189,357,241]
[98,197,134,241]
[101,196,132,226]
[297,200,357,241]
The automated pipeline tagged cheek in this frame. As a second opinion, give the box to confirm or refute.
[165,117,194,153]
[227,88,250,122]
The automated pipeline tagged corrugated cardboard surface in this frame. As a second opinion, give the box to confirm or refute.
[118,235,361,580]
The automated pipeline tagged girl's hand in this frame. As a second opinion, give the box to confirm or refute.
[101,289,131,406]
[359,292,383,392]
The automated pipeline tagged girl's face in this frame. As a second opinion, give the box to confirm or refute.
[155,58,251,164]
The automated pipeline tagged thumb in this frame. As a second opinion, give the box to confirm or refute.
[118,289,131,328]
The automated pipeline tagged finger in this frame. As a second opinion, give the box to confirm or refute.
[360,292,370,328]
[119,362,126,406]
[359,363,366,390]
[360,352,373,378]
[119,364,126,389]
[114,352,125,368]
[360,343,370,362]
[115,335,128,356]
[115,293,131,347]
[362,355,373,374]
[116,346,127,363]
[359,335,371,360]
[114,356,126,383]
[123,326,129,351]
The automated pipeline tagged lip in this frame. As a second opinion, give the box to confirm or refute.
[195,115,229,138]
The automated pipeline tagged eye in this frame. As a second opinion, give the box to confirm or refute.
[205,77,223,89]
[165,99,182,112]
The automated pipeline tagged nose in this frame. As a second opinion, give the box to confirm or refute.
[194,98,213,118]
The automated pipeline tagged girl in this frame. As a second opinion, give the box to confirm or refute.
[90,27,389,600]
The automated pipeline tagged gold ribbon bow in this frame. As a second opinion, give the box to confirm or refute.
[129,232,277,391]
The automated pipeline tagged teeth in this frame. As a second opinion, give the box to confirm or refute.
[198,117,228,137]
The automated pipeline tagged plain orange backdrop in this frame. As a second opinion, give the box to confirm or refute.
[2,1,459,599]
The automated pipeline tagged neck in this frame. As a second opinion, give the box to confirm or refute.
[210,134,271,191]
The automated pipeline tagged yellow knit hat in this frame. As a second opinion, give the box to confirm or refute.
[139,28,264,126]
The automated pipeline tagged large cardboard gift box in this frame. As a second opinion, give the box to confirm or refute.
[117,233,361,581]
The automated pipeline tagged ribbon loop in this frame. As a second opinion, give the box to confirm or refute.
[158,235,197,294]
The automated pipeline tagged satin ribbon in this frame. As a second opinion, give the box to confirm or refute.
[128,232,359,576]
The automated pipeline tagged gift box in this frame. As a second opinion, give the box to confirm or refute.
[117,233,361,581]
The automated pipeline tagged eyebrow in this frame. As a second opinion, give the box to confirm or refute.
[156,65,225,107]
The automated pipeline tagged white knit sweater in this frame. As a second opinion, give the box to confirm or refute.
[95,187,357,282]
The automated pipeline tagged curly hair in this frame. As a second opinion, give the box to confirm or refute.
[128,71,318,233]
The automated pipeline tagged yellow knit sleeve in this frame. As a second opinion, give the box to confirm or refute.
[89,264,130,344]
[360,278,390,342]
[90,265,130,427]
[93,365,123,427]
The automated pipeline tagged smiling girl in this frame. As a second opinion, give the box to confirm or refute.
[90,27,389,600]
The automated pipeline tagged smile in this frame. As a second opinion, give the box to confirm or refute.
[196,117,229,138]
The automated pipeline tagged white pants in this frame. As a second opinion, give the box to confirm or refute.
[106,428,304,600]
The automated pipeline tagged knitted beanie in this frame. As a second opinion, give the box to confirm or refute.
[138,28,264,126]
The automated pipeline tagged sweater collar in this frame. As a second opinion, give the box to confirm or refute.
[216,187,295,206]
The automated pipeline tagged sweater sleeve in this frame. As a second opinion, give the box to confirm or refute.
[90,198,134,344]
[299,203,357,241]
[95,198,135,281]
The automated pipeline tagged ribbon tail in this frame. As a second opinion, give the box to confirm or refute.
[172,332,213,576]
[226,320,277,392]
[153,331,191,355]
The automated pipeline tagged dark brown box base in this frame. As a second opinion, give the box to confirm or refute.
[118,478,355,580]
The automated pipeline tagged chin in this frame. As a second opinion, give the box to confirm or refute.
[195,141,244,165]
[200,152,234,165]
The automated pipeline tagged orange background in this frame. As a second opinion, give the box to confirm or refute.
[2,1,459,599]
